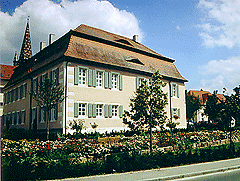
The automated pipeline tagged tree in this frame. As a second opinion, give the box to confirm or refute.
[31,78,65,140]
[186,94,201,125]
[204,93,220,123]
[123,71,168,152]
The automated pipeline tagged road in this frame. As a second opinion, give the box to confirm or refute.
[175,169,240,181]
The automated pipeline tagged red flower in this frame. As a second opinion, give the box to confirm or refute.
[29,151,33,154]
[47,146,51,150]
[58,138,61,141]
[158,132,160,135]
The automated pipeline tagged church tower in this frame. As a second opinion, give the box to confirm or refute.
[18,17,32,65]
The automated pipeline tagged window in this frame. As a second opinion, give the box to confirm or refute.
[112,105,118,117]
[171,108,180,119]
[17,112,22,125]
[171,83,179,98]
[79,103,86,116]
[0,87,2,93]
[96,104,103,117]
[50,104,58,121]
[23,84,27,98]
[112,74,118,89]
[11,113,14,125]
[14,112,17,125]
[39,107,46,123]
[96,71,103,87]
[32,78,38,93]
[31,108,37,125]
[10,90,14,102]
[50,68,59,85]
[79,68,87,85]
[2,115,5,126]
[22,110,26,124]
[20,85,23,99]
[15,88,19,101]
[43,73,48,82]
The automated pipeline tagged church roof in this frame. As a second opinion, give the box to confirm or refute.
[19,19,32,63]
[0,64,17,80]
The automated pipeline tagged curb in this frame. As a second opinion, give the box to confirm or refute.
[146,165,240,181]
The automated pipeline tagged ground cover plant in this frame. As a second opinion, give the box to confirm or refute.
[2,130,240,180]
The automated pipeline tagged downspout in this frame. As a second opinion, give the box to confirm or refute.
[29,77,33,130]
[64,60,68,135]
[169,80,172,121]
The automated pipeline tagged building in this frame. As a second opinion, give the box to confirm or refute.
[0,64,16,116]
[2,22,187,134]
[187,90,226,123]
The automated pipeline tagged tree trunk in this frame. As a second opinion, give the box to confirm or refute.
[150,124,153,153]
[46,108,50,140]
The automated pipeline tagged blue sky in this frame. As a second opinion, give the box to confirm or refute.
[1,0,240,94]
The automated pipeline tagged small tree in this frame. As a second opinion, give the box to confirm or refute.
[204,93,220,123]
[31,78,65,140]
[68,119,86,136]
[186,94,201,125]
[123,71,168,152]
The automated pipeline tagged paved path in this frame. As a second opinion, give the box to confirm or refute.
[61,158,240,181]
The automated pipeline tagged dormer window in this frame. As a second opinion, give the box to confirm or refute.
[115,39,132,46]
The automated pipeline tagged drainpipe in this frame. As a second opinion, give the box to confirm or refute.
[169,80,172,121]
[29,77,33,130]
[64,61,68,135]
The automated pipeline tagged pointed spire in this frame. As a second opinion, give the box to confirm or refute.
[13,51,18,66]
[19,16,32,64]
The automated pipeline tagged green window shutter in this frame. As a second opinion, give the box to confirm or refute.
[108,105,112,118]
[88,103,93,118]
[74,103,78,117]
[136,77,140,89]
[119,74,123,90]
[109,72,112,89]
[170,83,173,97]
[104,72,108,89]
[177,84,180,98]
[88,69,92,87]
[104,104,109,118]
[74,67,79,85]
[171,108,174,117]
[92,69,96,87]
[178,109,181,118]
[146,79,149,86]
[119,105,123,118]
[92,104,97,118]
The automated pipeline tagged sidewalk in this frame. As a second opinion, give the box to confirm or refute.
[61,158,240,181]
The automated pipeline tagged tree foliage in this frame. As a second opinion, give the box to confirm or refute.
[186,94,201,121]
[31,78,65,140]
[123,71,168,152]
[204,94,220,122]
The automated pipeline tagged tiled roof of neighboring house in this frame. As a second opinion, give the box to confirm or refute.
[0,64,16,80]
[187,90,226,105]
[187,90,211,105]
[216,94,226,103]
[6,24,187,88]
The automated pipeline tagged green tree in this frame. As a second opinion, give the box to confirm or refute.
[186,94,201,124]
[204,93,220,123]
[31,78,65,140]
[123,71,168,152]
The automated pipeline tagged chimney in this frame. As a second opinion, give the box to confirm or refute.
[49,34,55,45]
[40,41,46,50]
[133,35,139,42]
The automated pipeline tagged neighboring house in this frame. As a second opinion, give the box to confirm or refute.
[2,21,187,134]
[187,90,226,123]
[0,64,17,116]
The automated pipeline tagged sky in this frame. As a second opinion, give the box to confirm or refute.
[1,0,240,94]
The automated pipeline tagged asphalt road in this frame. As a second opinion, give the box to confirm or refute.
[175,169,240,181]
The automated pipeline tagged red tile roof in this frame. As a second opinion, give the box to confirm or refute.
[0,64,16,80]
[187,90,211,105]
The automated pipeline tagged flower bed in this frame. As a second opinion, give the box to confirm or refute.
[1,130,240,180]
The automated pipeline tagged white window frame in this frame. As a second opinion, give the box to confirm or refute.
[31,107,37,125]
[78,103,87,118]
[16,111,21,125]
[112,73,118,90]
[50,104,58,122]
[171,83,179,98]
[96,71,103,88]
[112,105,119,118]
[172,108,178,116]
[79,68,87,86]
[96,104,103,118]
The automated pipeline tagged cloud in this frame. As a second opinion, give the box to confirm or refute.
[198,0,240,48]
[0,0,142,65]
[199,56,240,93]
